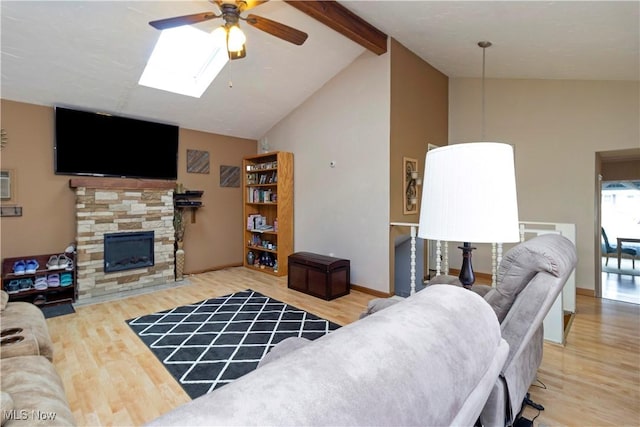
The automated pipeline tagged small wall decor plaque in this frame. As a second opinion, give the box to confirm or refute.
[0,206,22,217]
[187,150,210,174]
[403,157,419,214]
[220,165,240,187]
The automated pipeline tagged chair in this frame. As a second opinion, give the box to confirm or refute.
[471,233,577,426]
[360,233,578,427]
[601,227,637,269]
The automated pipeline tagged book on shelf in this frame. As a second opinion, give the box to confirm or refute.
[247,188,277,203]
[246,214,274,232]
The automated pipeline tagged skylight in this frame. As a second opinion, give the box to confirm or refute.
[139,26,228,98]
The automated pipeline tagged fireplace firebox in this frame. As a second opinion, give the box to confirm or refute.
[104,231,154,273]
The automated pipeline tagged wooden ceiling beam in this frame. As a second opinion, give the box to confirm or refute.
[284,0,388,55]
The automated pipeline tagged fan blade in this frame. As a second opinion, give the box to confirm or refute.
[149,12,219,30]
[246,14,308,45]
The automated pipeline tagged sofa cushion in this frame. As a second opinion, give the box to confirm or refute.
[257,337,310,368]
[1,392,13,426]
[359,297,402,319]
[484,233,566,322]
[0,355,75,426]
[1,302,53,361]
[0,331,40,359]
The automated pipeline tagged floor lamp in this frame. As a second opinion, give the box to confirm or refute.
[417,142,520,288]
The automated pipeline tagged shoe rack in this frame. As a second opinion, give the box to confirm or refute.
[1,253,77,307]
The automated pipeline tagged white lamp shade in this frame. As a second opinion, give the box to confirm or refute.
[418,142,520,243]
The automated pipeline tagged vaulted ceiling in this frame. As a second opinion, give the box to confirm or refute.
[1,1,638,140]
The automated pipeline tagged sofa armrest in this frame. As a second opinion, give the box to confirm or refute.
[0,330,40,359]
[1,291,8,312]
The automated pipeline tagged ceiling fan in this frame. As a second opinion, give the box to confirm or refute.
[149,0,308,60]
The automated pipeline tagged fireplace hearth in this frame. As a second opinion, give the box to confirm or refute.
[104,231,155,273]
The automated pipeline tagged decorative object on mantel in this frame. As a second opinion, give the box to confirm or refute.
[220,165,240,187]
[403,157,421,214]
[186,149,210,174]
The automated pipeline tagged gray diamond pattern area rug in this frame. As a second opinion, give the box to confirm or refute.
[127,289,340,399]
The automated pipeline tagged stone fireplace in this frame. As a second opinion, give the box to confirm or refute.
[70,178,175,300]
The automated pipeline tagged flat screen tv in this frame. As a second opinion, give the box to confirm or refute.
[54,106,179,180]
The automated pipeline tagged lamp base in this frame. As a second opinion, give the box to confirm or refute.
[457,242,476,289]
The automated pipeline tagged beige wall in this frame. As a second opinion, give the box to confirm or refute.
[389,38,449,223]
[449,79,640,292]
[264,49,392,293]
[388,38,448,290]
[263,39,449,294]
[0,99,256,274]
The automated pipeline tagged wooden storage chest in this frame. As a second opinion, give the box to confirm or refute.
[288,252,350,300]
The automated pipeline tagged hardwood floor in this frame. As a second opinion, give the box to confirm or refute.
[47,267,640,426]
[602,257,640,305]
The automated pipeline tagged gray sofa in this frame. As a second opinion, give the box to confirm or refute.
[147,285,509,426]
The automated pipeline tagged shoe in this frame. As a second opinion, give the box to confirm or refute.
[58,254,72,269]
[13,260,26,275]
[5,280,20,294]
[25,259,39,274]
[18,278,33,291]
[46,255,60,270]
[34,276,48,290]
[47,274,60,288]
[60,273,73,287]
[33,294,46,306]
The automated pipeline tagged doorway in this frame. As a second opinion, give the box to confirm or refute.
[596,149,640,305]
[600,180,640,304]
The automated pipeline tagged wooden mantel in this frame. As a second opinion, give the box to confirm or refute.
[69,177,175,190]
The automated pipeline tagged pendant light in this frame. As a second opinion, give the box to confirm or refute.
[417,40,520,289]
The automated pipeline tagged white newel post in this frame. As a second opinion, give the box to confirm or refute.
[390,222,419,296]
[436,240,442,276]
[409,225,417,295]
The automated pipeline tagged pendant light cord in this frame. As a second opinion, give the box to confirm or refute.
[478,41,492,141]
[481,46,486,140]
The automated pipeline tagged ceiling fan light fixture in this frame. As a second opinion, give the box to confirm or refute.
[212,26,228,45]
[227,25,247,52]
[229,44,247,60]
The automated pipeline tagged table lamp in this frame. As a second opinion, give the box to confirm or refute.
[417,142,520,288]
